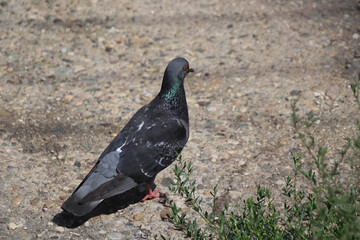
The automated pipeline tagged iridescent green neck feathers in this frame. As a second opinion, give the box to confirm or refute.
[163,80,180,102]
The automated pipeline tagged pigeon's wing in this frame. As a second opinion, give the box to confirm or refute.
[78,173,137,203]
[61,105,152,216]
[117,117,189,183]
[61,150,137,216]
[97,104,149,160]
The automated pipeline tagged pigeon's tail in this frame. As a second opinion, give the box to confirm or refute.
[61,188,103,217]
[61,173,138,217]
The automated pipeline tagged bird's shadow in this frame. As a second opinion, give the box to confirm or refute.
[52,183,158,228]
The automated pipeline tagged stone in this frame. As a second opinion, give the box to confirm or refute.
[11,195,22,205]
[55,226,64,233]
[74,161,81,167]
[30,197,40,205]
[132,37,146,45]
[63,95,73,103]
[160,207,172,220]
[57,153,65,161]
[8,222,17,230]
[161,177,173,187]
[37,231,46,238]
[133,213,144,221]
[240,107,247,113]
[313,91,324,98]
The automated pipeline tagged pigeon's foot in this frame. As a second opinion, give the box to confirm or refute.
[142,184,165,201]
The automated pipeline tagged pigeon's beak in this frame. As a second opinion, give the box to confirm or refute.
[188,68,194,73]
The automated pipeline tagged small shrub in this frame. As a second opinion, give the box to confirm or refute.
[163,73,360,240]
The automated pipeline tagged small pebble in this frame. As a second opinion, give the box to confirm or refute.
[197,184,204,189]
[133,212,144,221]
[313,91,324,98]
[160,177,172,187]
[74,161,81,167]
[37,231,45,238]
[57,153,65,160]
[143,92,152,97]
[30,197,40,205]
[353,33,359,40]
[84,221,89,227]
[55,226,64,233]
[63,95,74,103]
[11,195,22,205]
[160,207,172,220]
[8,222,17,230]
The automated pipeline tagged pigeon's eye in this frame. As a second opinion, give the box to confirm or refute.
[183,65,188,71]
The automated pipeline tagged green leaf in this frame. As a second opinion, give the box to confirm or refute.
[318,146,327,157]
[351,83,357,95]
[356,120,360,130]
[354,138,360,149]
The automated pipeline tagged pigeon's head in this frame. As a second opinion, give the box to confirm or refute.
[164,57,194,82]
[160,57,194,101]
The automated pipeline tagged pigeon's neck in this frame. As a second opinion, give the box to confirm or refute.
[163,81,181,101]
[159,76,187,110]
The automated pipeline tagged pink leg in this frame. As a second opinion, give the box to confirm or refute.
[142,184,165,201]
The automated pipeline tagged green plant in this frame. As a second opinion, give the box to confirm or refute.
[286,74,360,239]
[350,73,360,110]
[164,155,285,240]
[164,73,360,239]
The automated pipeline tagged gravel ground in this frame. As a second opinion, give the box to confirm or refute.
[0,0,360,239]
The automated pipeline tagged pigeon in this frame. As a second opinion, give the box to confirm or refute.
[61,57,194,217]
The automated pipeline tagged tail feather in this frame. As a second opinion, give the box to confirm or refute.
[61,174,138,217]
[61,191,102,217]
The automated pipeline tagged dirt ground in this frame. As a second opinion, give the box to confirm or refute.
[0,0,359,239]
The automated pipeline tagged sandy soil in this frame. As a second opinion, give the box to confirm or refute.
[0,0,359,239]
